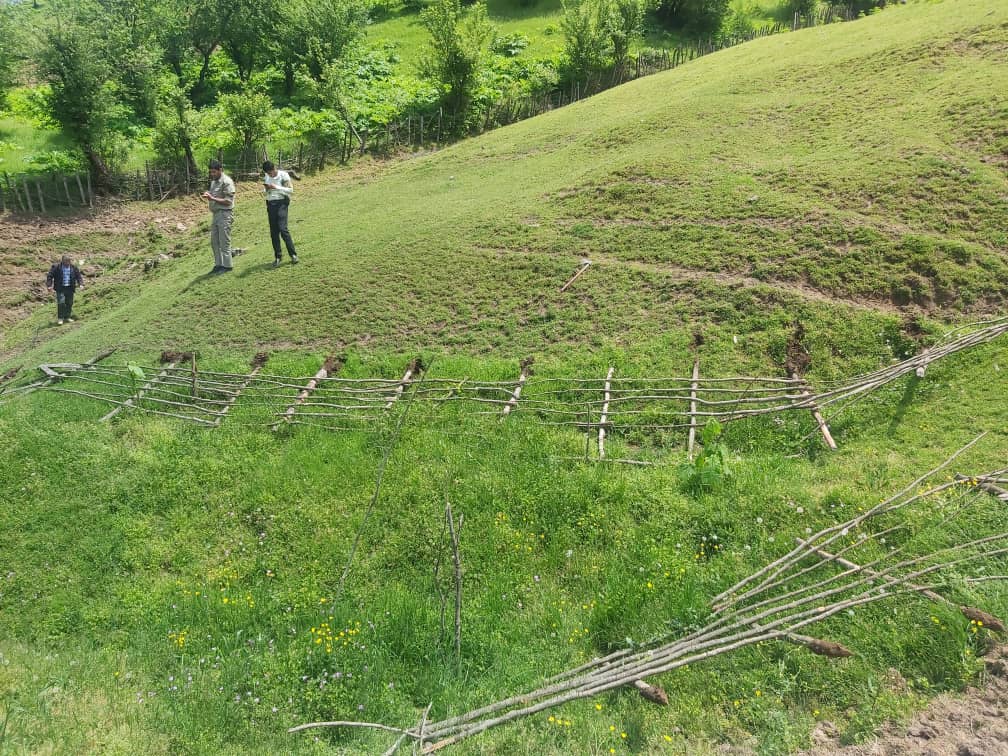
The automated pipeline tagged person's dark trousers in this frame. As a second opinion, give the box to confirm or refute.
[56,289,75,320]
[267,199,297,260]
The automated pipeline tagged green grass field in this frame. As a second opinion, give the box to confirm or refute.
[1,1,1007,753]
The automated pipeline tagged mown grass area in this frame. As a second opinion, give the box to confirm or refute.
[1,1,1008,753]
[4,0,1005,370]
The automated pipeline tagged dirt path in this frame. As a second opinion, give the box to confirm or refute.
[800,645,1008,756]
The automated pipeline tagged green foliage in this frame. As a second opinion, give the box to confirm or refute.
[35,14,125,183]
[421,0,495,120]
[3,86,57,129]
[677,420,732,493]
[561,0,609,79]
[22,149,85,175]
[657,0,729,33]
[218,88,274,157]
[604,0,652,64]
[721,0,759,37]
[284,0,371,80]
[491,31,531,56]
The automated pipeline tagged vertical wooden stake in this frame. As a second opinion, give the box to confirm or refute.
[791,373,837,450]
[75,174,87,206]
[385,359,420,410]
[23,179,34,213]
[687,356,700,459]
[501,357,533,417]
[446,501,463,667]
[35,181,45,214]
[190,352,198,398]
[85,171,93,207]
[598,366,614,459]
[63,176,72,206]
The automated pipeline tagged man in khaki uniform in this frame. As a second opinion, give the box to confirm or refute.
[202,159,236,274]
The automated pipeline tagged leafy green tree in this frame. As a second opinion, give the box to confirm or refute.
[219,88,273,160]
[219,0,281,83]
[560,0,609,80]
[656,0,728,33]
[604,0,652,66]
[0,4,23,96]
[36,16,122,190]
[421,0,494,120]
[152,76,200,175]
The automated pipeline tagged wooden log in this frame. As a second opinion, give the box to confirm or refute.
[385,359,421,410]
[687,356,700,459]
[273,355,340,430]
[598,366,615,459]
[559,259,591,293]
[955,474,1008,502]
[501,357,533,417]
[791,372,837,450]
[75,173,87,206]
[100,361,178,422]
[215,352,269,426]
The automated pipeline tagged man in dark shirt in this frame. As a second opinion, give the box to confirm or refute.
[45,255,85,325]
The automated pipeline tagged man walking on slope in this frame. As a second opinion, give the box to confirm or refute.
[202,159,236,274]
[45,255,84,325]
[262,160,299,267]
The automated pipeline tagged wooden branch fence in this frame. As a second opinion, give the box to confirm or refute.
[1,4,858,215]
[286,438,1008,751]
[5,318,1006,455]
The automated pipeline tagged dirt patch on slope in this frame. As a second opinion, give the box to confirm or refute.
[801,645,1008,756]
[0,197,206,330]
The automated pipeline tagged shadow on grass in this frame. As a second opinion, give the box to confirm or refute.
[887,375,921,436]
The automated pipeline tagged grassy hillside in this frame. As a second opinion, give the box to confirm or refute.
[3,0,1006,373]
[1,2,1008,754]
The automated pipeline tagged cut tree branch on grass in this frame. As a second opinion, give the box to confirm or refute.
[272,355,341,430]
[501,357,533,417]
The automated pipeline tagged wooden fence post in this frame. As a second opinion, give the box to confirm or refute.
[598,367,615,459]
[23,179,33,213]
[36,180,45,214]
[687,356,700,459]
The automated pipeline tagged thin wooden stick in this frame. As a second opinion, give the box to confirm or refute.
[501,358,533,417]
[792,372,837,450]
[273,355,339,430]
[446,502,463,666]
[215,353,269,426]
[100,362,178,422]
[336,370,427,598]
[386,359,420,410]
[598,366,614,459]
[687,356,700,459]
[559,259,591,293]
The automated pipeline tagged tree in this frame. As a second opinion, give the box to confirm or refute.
[219,88,273,161]
[421,0,494,120]
[655,0,728,33]
[560,0,609,81]
[36,16,122,190]
[604,0,651,66]
[0,4,23,96]
[219,0,281,83]
[152,76,200,176]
